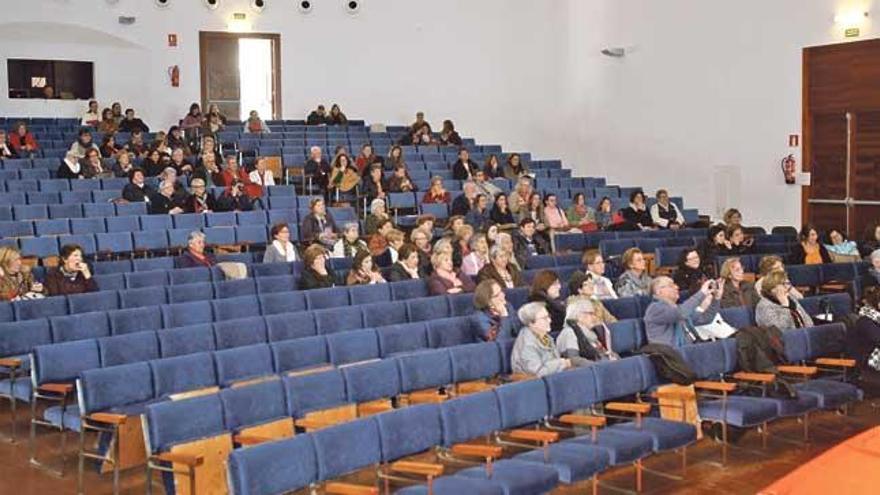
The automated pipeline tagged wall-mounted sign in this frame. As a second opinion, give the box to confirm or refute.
[788,134,799,147]
[845,28,861,37]
[168,34,178,47]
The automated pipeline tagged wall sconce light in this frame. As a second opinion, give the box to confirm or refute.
[834,10,869,37]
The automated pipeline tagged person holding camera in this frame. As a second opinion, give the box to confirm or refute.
[644,276,721,348]
[216,179,254,212]
[44,244,98,296]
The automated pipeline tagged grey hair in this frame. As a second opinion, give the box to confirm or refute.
[488,244,509,260]
[650,276,674,296]
[565,297,595,322]
[871,249,880,263]
[468,233,487,251]
[187,231,205,245]
[370,198,385,215]
[518,301,548,327]
[496,232,512,245]
[342,222,359,234]
[309,145,321,154]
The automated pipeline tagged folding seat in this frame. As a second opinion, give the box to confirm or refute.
[304,286,349,310]
[150,352,218,400]
[48,203,83,220]
[227,424,321,495]
[101,178,128,190]
[169,228,193,251]
[327,256,353,273]
[92,273,125,292]
[263,312,318,342]
[255,275,295,294]
[144,394,231,495]
[0,205,13,223]
[154,323,215,359]
[376,322,429,357]
[49,312,110,342]
[214,344,275,387]
[28,191,61,206]
[427,316,477,349]
[214,316,268,349]
[266,185,296,196]
[786,264,820,293]
[113,202,145,217]
[606,319,644,356]
[447,293,474,317]
[123,269,169,289]
[220,378,294,447]
[283,369,356,430]
[81,203,114,220]
[69,180,102,192]
[205,211,236,228]
[215,278,256,299]
[236,224,268,248]
[407,296,450,322]
[315,306,363,335]
[69,217,105,236]
[345,282,389,307]
[448,342,504,395]
[101,216,136,235]
[271,335,330,374]
[139,214,172,232]
[326,328,380,365]
[251,262,292,278]
[213,295,260,322]
[391,279,429,300]
[95,232,133,257]
[339,360,400,419]
[266,209,298,227]
[603,297,641,320]
[203,226,236,247]
[108,306,163,336]
[0,220,33,238]
[13,296,67,321]
[19,236,59,262]
[92,190,119,203]
[396,349,453,404]
[420,202,449,221]
[719,306,753,329]
[172,213,205,230]
[358,301,404,329]
[60,190,92,205]
[160,300,214,329]
[268,196,297,210]
[8,180,39,194]
[165,282,212,304]
[132,257,174,272]
[98,331,160,367]
[167,267,210,286]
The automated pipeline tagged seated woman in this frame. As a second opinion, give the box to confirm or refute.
[489,193,516,229]
[594,196,619,230]
[511,302,572,377]
[566,272,616,324]
[755,270,813,330]
[331,222,367,259]
[860,223,880,257]
[299,244,336,290]
[853,287,880,367]
[263,223,299,263]
[427,250,475,295]
[346,250,386,286]
[478,244,524,289]
[57,151,85,180]
[702,224,730,261]
[362,163,388,203]
[484,154,504,179]
[385,229,406,264]
[388,163,417,193]
[724,225,754,255]
[451,223,474,268]
[866,249,880,287]
[824,228,861,262]
[389,243,422,281]
[176,231,216,268]
[365,199,391,236]
[301,198,338,247]
[0,246,43,301]
[439,119,462,146]
[519,192,546,231]
[186,177,216,214]
[421,176,451,204]
[621,190,653,230]
[44,244,98,296]
[556,297,620,365]
[465,194,491,233]
[355,144,383,175]
[790,224,831,265]
[614,247,653,297]
[566,192,597,232]
[508,176,533,216]
[472,280,513,341]
[122,168,154,203]
[528,270,566,335]
[672,248,712,294]
[578,249,617,299]
[461,233,490,277]
[754,255,804,300]
[542,193,579,234]
[504,153,530,180]
[719,257,760,308]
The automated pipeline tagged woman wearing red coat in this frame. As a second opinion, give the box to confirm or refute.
[9,122,39,157]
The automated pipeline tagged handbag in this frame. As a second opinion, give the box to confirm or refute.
[693,313,737,341]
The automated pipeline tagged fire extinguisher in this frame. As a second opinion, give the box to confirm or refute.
[781,154,797,184]
[168,65,180,88]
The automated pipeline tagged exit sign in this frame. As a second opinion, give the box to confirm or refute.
[845,28,861,37]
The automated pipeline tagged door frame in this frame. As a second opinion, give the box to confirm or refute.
[198,31,282,120]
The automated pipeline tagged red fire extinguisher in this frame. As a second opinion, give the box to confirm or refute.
[168,65,180,88]
[781,154,797,184]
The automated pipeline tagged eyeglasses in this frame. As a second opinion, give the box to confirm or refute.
[536,314,552,321]
[589,260,605,265]
[491,291,504,299]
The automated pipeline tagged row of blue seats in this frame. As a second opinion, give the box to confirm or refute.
[217,323,859,495]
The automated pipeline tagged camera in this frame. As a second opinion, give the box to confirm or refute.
[707,280,717,291]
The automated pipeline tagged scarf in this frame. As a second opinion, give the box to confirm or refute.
[859,305,880,325]
[66,159,81,174]
[483,309,503,341]
[343,240,360,258]
[771,295,807,328]
[193,193,209,213]
[273,240,297,262]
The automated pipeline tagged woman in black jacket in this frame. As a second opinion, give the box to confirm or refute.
[490,193,516,227]
[672,248,712,294]
[298,244,337,290]
[527,270,566,335]
[621,190,653,230]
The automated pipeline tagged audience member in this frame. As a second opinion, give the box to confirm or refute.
[98,108,118,134]
[125,130,149,158]
[44,244,98,296]
[508,176,533,216]
[566,272,617,324]
[365,199,390,235]
[421,176,451,204]
[112,151,135,178]
[622,190,653,230]
[57,151,85,180]
[244,110,270,133]
[478,244,523,289]
[169,148,193,176]
[575,250,618,299]
[556,298,620,364]
[824,228,860,261]
[511,302,572,376]
[207,104,228,128]
[388,163,417,193]
[719,257,760,308]
[512,218,550,268]
[149,180,186,215]
[673,248,712,293]
[328,153,360,200]
[566,193,597,231]
[362,163,388,202]
[472,169,501,198]
[307,105,330,126]
[303,146,331,195]
[427,251,475,295]
[355,143,383,175]
[110,102,124,126]
[615,247,653,297]
[368,219,393,257]
[452,148,478,180]
[81,100,99,126]
[543,193,579,233]
[346,250,385,285]
[9,122,39,157]
[389,243,422,281]
[461,233,490,277]
[99,134,119,158]
[387,145,406,171]
[160,167,189,204]
[0,246,43,301]
[490,193,516,228]
[328,104,347,126]
[249,156,276,187]
[439,119,462,146]
[528,270,566,334]
[650,189,685,229]
[504,153,530,180]
[473,280,513,341]
[722,208,744,229]
[724,225,754,255]
[122,168,153,203]
[451,181,478,216]
[410,228,433,276]
[519,193,547,234]
[118,108,149,133]
[385,229,406,264]
[299,244,336,290]
[261,223,299,263]
[193,150,223,187]
[853,287,880,365]
[175,231,216,268]
[410,111,432,134]
[754,255,803,300]
[452,224,474,267]
[167,126,192,155]
[0,130,14,158]
[867,249,880,287]
[703,224,730,261]
[186,177,216,213]
[755,270,813,330]
[595,197,618,230]
[860,223,880,257]
[331,222,367,259]
[644,276,720,347]
[141,148,166,177]
[790,224,831,265]
[217,155,250,187]
[301,197,338,247]
[79,148,109,179]
[69,128,100,159]
[465,194,491,232]
[484,154,504,179]
[180,103,204,133]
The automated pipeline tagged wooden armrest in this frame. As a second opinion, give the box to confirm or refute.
[295,418,335,430]
[408,390,448,404]
[390,461,444,477]
[358,401,394,415]
[777,365,818,376]
[507,373,533,382]
[0,357,22,368]
[816,358,856,368]
[155,452,204,467]
[732,372,776,383]
[606,402,651,414]
[88,412,127,425]
[39,383,73,395]
[559,414,607,427]
[694,381,736,392]
[450,443,503,459]
[233,433,271,446]
[651,389,693,401]
[508,429,559,443]
[324,482,378,495]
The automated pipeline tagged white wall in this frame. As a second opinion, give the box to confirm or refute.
[0,0,572,162]
[579,0,877,229]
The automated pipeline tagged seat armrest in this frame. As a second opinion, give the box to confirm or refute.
[155,452,204,467]
[815,358,856,368]
[450,443,503,459]
[295,418,335,430]
[88,412,127,425]
[732,372,776,383]
[508,429,559,443]
[507,373,534,382]
[777,365,818,376]
[39,383,73,395]
[558,414,607,427]
[324,482,378,495]
[0,357,22,368]
[233,433,271,446]
[606,402,651,414]
[389,461,445,477]
[694,381,736,392]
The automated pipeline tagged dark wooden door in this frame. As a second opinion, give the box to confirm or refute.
[804,39,880,238]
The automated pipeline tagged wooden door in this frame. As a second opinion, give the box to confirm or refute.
[803,39,880,238]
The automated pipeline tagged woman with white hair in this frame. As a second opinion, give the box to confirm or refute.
[511,302,572,377]
[330,222,367,258]
[867,249,880,287]
[365,198,390,235]
[556,298,619,364]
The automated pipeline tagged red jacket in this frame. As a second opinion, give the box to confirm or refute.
[9,132,38,153]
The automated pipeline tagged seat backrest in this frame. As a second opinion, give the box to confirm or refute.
[348,283,391,305]
[341,359,401,403]
[0,318,52,357]
[157,323,216,358]
[305,286,350,310]
[109,306,164,335]
[227,434,318,495]
[161,300,214,328]
[439,390,502,446]
[220,378,288,433]
[326,328,379,365]
[406,296,450,322]
[608,319,642,354]
[315,306,363,334]
[593,356,645,401]
[375,403,442,463]
[783,328,810,362]
[213,316,268,350]
[14,296,68,321]
[214,344,275,387]
[603,297,640,320]
[265,312,317,342]
[805,323,847,358]
[270,335,329,374]
[79,362,154,415]
[543,366,599,416]
[169,266,212,285]
[426,316,476,348]
[283,369,348,418]
[50,312,110,342]
[396,349,453,393]
[150,352,218,398]
[390,279,429,300]
[719,306,753,329]
[311,417,382,482]
[449,341,502,383]
[258,291,308,316]
[680,341,727,379]
[68,291,119,315]
[495,378,550,429]
[168,282,214,304]
[98,331,160,367]
[120,286,168,309]
[146,393,226,454]
[215,278,257,299]
[33,338,101,385]
[376,322,428,357]
[362,300,408,328]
